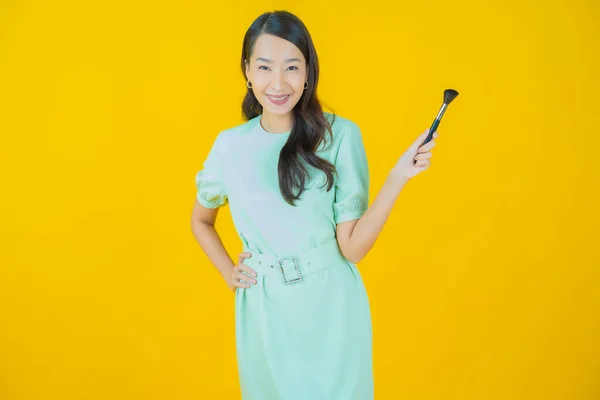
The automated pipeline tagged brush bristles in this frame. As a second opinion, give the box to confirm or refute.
[444,89,459,104]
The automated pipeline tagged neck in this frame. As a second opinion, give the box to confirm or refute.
[261,112,293,134]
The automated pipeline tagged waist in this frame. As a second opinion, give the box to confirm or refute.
[242,238,346,285]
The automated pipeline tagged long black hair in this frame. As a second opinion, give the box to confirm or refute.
[240,10,336,206]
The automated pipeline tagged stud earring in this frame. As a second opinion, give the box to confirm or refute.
[247,80,253,89]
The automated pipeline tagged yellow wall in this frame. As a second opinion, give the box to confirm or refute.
[1,0,598,399]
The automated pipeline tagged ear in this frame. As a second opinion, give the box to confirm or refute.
[244,59,250,78]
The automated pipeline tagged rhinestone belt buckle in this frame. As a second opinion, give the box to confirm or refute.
[278,256,303,285]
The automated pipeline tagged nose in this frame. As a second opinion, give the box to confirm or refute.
[271,69,285,91]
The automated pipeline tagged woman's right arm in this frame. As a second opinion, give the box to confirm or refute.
[190,199,258,292]
[190,199,236,286]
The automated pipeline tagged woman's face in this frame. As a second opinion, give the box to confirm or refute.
[245,34,308,117]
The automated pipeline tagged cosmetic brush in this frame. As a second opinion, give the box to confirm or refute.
[420,89,459,148]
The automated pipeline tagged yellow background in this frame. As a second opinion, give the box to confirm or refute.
[1,0,598,399]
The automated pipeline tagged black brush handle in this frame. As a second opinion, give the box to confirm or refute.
[413,117,441,165]
[423,118,441,146]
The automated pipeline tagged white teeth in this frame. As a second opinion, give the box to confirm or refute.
[269,95,289,100]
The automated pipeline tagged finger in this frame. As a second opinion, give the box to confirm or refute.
[236,273,256,285]
[410,129,430,152]
[418,140,436,153]
[236,271,257,284]
[414,152,432,161]
[415,159,431,167]
[236,270,255,280]
[239,263,258,277]
[238,252,252,264]
[233,279,251,289]
[419,128,430,141]
[419,140,436,153]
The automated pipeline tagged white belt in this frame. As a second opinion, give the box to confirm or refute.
[242,238,346,285]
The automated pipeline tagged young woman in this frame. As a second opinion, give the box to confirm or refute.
[191,10,438,400]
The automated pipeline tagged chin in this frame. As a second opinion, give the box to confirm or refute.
[264,106,293,116]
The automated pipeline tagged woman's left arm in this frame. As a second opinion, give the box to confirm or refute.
[337,129,439,264]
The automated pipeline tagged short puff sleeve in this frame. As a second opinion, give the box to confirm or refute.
[333,121,369,224]
[195,132,228,209]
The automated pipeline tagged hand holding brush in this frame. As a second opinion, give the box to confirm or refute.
[390,89,459,181]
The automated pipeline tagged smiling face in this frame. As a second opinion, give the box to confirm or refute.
[245,34,308,118]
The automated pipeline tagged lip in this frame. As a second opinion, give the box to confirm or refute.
[267,94,290,106]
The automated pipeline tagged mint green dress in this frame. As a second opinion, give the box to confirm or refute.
[195,112,374,399]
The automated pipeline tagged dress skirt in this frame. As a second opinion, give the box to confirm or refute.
[234,238,374,400]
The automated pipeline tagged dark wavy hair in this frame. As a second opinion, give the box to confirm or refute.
[240,10,337,206]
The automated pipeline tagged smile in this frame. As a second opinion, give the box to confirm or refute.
[267,94,290,105]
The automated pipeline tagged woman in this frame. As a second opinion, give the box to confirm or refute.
[191,10,438,400]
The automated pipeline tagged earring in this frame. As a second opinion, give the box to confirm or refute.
[247,80,253,89]
[304,81,308,90]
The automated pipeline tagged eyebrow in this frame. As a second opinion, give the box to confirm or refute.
[255,57,301,63]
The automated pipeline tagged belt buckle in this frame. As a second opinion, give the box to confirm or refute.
[278,256,303,285]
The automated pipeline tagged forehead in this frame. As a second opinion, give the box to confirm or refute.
[251,34,305,62]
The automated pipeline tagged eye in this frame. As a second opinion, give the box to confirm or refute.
[288,66,298,71]
[258,65,269,71]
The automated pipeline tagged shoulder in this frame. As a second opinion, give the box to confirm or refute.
[324,112,363,149]
[325,111,358,130]
[214,115,260,146]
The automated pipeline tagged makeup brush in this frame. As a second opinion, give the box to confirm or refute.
[421,89,459,147]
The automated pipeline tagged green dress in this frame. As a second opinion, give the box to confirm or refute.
[195,112,374,399]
